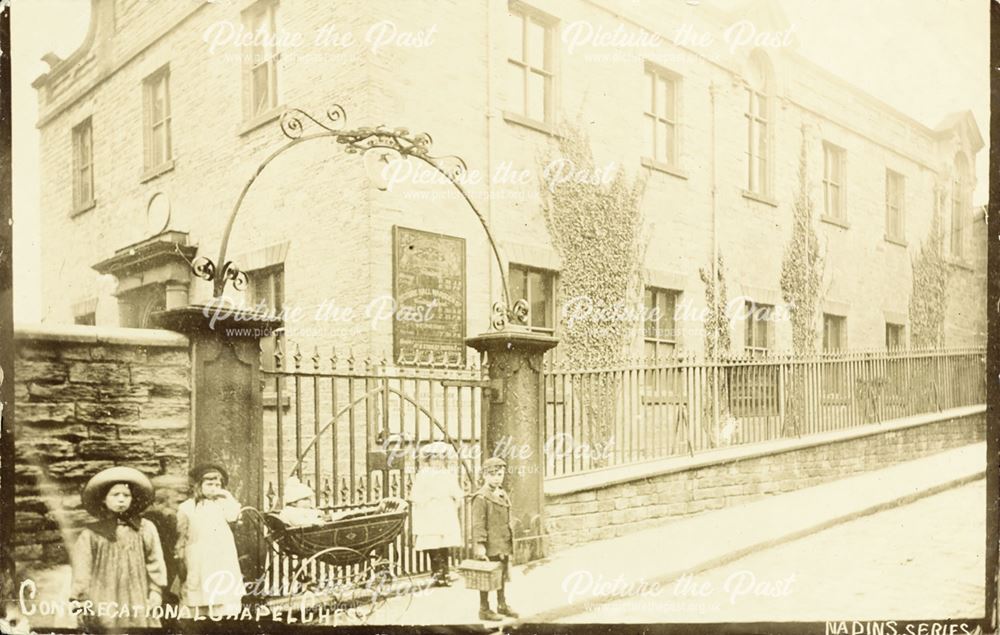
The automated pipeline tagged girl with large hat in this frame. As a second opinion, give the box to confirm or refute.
[70,466,167,631]
[174,463,245,617]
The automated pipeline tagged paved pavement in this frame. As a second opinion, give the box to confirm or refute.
[567,479,985,622]
[357,442,986,626]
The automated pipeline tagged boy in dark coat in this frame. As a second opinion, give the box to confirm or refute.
[471,457,518,621]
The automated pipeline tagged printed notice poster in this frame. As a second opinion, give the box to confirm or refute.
[392,226,466,367]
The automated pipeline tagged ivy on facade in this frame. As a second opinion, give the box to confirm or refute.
[538,122,647,369]
[698,254,732,444]
[698,255,731,358]
[538,122,646,463]
[777,128,824,438]
[909,198,949,347]
[780,128,824,356]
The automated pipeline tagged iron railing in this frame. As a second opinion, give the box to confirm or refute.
[542,346,986,477]
[259,341,486,592]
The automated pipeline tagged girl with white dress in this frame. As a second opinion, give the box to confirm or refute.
[410,442,464,586]
[175,463,245,617]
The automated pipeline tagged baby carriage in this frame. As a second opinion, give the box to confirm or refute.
[243,496,412,622]
[260,497,409,569]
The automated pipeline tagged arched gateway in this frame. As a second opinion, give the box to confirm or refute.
[156,105,556,594]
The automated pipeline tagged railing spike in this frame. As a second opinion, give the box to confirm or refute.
[265,481,276,511]
[347,348,356,371]
[312,346,321,371]
[293,343,303,370]
[274,337,285,371]
[330,346,338,371]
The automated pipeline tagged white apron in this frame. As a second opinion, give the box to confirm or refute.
[177,498,245,612]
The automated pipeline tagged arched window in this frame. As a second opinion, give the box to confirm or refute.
[951,153,969,258]
[744,52,773,196]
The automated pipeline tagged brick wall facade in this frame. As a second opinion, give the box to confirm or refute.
[543,411,984,551]
[33,0,985,357]
[13,325,191,573]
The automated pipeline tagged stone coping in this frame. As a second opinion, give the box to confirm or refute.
[544,404,986,497]
[14,323,189,348]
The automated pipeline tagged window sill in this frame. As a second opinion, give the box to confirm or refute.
[239,104,285,137]
[70,199,97,218]
[944,257,974,271]
[884,235,908,248]
[641,157,687,180]
[741,190,778,207]
[502,111,559,137]
[820,214,850,230]
[140,160,175,184]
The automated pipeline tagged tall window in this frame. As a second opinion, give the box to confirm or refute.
[250,265,284,316]
[885,169,905,243]
[143,66,172,171]
[744,53,771,195]
[644,287,678,359]
[822,313,847,400]
[249,265,285,372]
[730,301,778,416]
[507,1,556,124]
[885,323,905,350]
[822,142,846,222]
[244,0,280,119]
[744,301,773,356]
[643,64,679,168]
[951,154,969,259]
[72,117,94,210]
[510,264,555,333]
[822,313,846,351]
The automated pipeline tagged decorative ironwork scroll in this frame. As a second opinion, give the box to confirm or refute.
[193,104,528,331]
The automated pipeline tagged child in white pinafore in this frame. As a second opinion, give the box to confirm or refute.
[175,463,245,617]
[410,441,464,586]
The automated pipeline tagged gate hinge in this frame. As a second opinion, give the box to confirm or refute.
[440,378,505,403]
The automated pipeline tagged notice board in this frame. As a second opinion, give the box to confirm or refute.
[392,226,467,367]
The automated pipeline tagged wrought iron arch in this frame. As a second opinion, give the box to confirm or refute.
[192,105,528,330]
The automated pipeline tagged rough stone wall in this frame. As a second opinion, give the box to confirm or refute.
[13,325,191,574]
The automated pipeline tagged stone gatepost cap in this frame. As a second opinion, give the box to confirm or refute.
[152,303,283,336]
[465,329,559,354]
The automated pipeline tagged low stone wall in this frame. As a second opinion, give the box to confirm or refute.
[543,408,985,551]
[13,325,192,573]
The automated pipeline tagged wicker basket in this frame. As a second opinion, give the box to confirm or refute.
[458,558,503,591]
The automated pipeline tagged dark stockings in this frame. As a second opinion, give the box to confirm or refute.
[479,586,508,609]
[428,548,450,579]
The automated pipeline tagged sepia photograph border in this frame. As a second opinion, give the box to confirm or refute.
[0,2,996,634]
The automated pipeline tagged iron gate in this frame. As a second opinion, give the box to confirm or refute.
[257,340,487,594]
